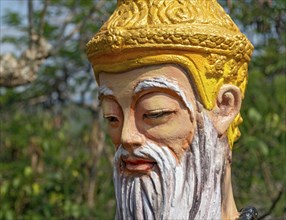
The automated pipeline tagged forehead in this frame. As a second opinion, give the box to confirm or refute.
[98,64,194,97]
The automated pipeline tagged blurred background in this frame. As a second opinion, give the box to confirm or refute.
[0,0,285,219]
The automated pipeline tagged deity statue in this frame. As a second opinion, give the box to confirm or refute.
[86,0,257,219]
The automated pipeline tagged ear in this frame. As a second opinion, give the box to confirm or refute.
[210,84,242,135]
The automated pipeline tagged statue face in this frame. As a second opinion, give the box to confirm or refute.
[99,64,196,167]
[98,64,240,219]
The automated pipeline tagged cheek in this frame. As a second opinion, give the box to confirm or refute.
[142,110,195,159]
[107,127,122,148]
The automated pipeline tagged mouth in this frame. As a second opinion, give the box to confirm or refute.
[122,156,156,173]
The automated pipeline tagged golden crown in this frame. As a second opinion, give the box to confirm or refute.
[87,0,253,61]
[86,0,254,147]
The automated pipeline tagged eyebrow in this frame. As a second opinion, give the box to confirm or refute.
[134,77,194,118]
[98,85,114,100]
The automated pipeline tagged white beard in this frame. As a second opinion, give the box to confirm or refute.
[114,112,227,220]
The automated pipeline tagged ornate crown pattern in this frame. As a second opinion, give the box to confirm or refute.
[86,0,253,61]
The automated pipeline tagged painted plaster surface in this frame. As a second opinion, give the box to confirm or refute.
[86,0,253,219]
[99,65,240,219]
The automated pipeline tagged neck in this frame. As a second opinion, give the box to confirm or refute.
[221,162,239,219]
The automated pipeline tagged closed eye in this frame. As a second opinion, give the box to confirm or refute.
[104,115,119,123]
[143,110,175,119]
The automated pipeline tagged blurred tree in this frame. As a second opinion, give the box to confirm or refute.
[1,0,116,219]
[0,0,285,219]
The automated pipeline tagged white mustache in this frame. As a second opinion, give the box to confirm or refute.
[114,142,178,172]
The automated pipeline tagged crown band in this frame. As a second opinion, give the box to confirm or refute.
[87,26,252,62]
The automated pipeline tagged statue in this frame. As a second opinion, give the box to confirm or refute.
[86,0,257,219]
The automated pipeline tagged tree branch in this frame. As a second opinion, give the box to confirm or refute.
[55,4,97,52]
[28,0,34,49]
[39,0,49,37]
[258,189,284,219]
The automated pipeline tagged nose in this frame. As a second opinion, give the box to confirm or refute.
[121,114,145,151]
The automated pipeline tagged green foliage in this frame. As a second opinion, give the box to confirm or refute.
[0,106,115,219]
[2,11,22,26]
[1,0,116,219]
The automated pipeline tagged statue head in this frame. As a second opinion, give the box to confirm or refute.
[86,0,253,219]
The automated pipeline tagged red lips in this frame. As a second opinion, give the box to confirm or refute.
[122,157,156,172]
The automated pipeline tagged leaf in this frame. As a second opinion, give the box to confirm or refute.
[24,166,33,177]
[32,183,40,195]
[257,140,269,156]
[247,107,262,123]
[2,11,22,26]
